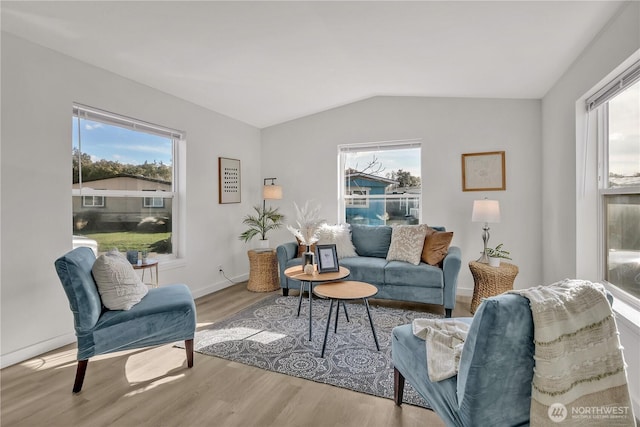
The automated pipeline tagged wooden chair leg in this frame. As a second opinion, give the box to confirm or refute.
[394,367,405,406]
[185,339,194,368]
[73,360,89,393]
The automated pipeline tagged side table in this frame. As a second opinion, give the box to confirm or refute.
[133,259,159,288]
[247,249,279,292]
[469,261,519,314]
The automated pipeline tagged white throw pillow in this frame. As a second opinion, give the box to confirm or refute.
[386,224,428,265]
[92,250,149,310]
[316,223,357,259]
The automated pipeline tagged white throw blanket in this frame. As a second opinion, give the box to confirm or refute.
[412,318,470,382]
[510,279,635,426]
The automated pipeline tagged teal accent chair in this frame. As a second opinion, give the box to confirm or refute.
[54,247,196,393]
[392,291,614,426]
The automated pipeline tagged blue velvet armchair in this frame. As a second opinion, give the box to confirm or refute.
[54,247,197,393]
[392,291,616,426]
[392,293,535,426]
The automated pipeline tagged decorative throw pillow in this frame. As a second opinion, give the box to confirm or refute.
[316,223,357,259]
[92,250,149,310]
[422,231,454,266]
[386,224,429,265]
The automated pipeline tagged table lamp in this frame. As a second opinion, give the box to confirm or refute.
[472,199,501,263]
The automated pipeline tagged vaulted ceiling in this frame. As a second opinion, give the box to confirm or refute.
[1,1,625,128]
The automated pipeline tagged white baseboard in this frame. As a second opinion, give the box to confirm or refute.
[456,286,474,297]
[190,273,249,299]
[1,332,76,369]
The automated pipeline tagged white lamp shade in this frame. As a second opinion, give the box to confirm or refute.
[472,199,501,223]
[262,185,283,200]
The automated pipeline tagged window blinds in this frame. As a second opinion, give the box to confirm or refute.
[586,60,640,111]
[73,103,184,140]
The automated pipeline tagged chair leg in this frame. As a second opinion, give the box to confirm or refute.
[73,360,88,393]
[185,339,194,368]
[394,367,405,406]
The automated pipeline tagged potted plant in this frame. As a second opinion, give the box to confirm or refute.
[239,205,284,249]
[486,243,511,267]
[286,201,324,273]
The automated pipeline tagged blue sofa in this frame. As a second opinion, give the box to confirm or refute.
[276,224,462,317]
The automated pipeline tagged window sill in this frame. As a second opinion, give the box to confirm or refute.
[612,297,640,331]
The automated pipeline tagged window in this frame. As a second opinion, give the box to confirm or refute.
[589,62,640,302]
[144,197,164,208]
[72,104,182,259]
[82,195,104,207]
[339,140,421,225]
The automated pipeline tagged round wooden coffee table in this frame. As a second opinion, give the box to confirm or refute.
[313,280,380,358]
[284,265,350,341]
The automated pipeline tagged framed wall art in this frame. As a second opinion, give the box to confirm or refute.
[218,157,241,204]
[461,151,506,191]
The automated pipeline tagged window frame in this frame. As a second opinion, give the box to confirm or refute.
[72,103,183,260]
[594,81,640,310]
[345,188,371,208]
[338,139,422,224]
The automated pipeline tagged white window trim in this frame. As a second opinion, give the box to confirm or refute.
[337,139,422,223]
[143,196,165,208]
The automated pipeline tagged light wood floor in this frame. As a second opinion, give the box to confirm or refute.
[1,283,471,427]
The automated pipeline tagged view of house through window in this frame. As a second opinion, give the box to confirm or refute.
[72,104,180,259]
[597,78,640,300]
[339,141,421,225]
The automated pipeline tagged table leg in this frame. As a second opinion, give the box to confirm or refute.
[334,299,340,333]
[297,281,306,317]
[342,301,350,322]
[321,299,334,358]
[308,283,313,341]
[364,298,380,351]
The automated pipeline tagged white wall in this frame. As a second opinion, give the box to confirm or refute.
[542,1,640,416]
[0,33,262,367]
[261,95,542,295]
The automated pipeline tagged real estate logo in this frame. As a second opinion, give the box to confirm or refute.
[548,403,567,423]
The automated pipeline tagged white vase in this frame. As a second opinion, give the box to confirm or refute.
[489,257,501,267]
[256,239,270,249]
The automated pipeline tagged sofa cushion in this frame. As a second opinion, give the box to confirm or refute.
[92,250,148,310]
[386,224,428,265]
[384,261,443,288]
[316,223,357,259]
[422,231,454,266]
[350,224,392,258]
[339,256,387,286]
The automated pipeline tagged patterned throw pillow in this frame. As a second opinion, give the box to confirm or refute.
[421,231,454,265]
[386,224,429,265]
[92,250,149,310]
[316,223,357,259]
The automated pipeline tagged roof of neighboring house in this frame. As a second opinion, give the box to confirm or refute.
[345,171,398,185]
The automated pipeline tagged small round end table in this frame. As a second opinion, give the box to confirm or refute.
[247,249,279,292]
[469,261,519,314]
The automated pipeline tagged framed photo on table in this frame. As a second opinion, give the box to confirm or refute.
[316,244,339,273]
[461,151,506,191]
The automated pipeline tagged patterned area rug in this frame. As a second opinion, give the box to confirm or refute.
[189,294,442,408]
